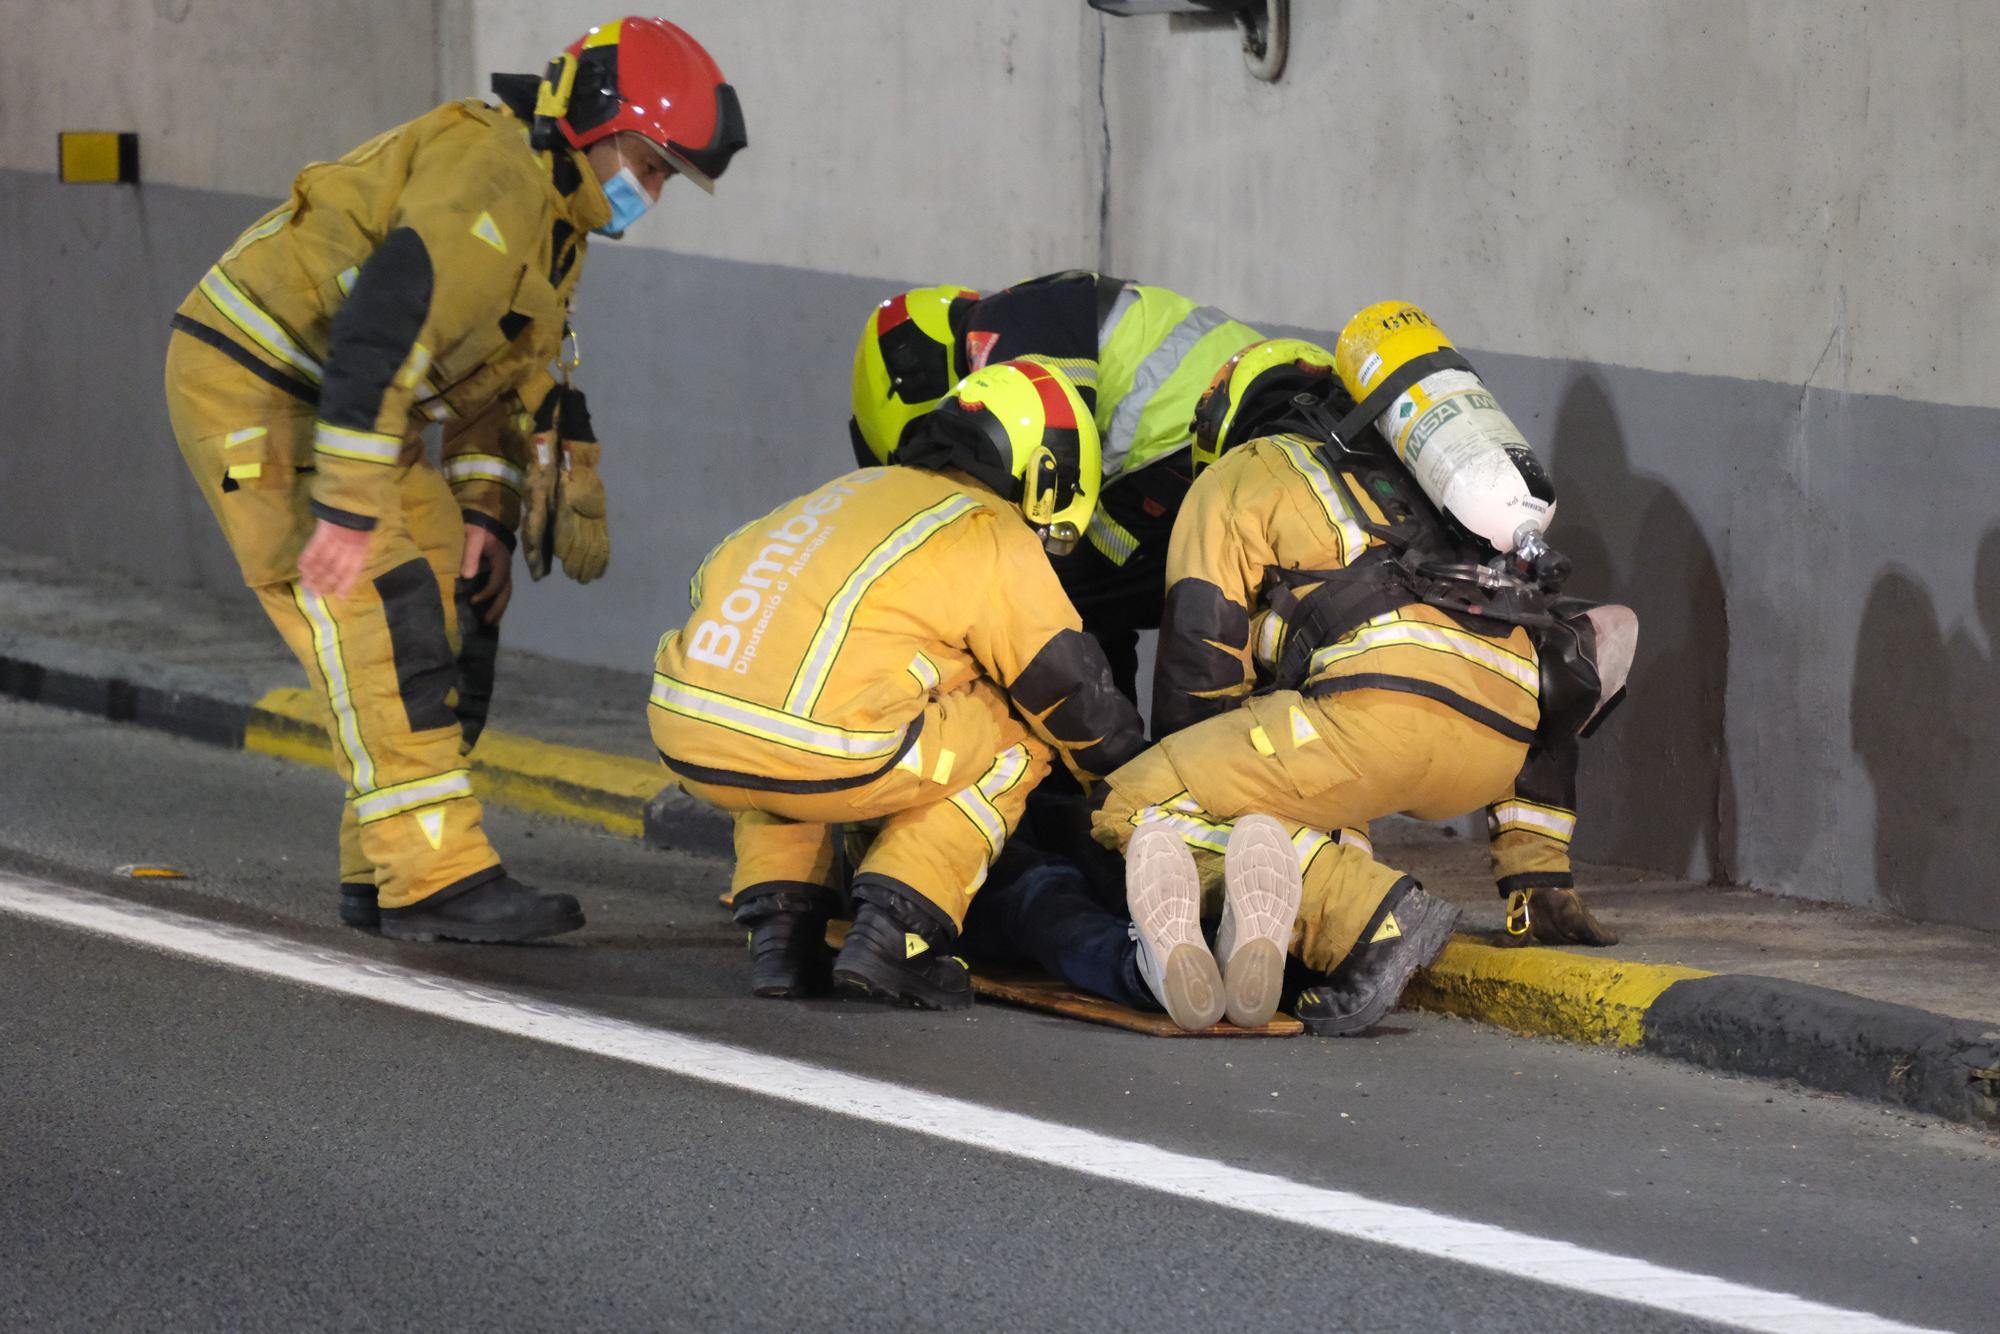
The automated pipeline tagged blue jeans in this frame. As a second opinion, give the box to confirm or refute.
[961,854,1156,1012]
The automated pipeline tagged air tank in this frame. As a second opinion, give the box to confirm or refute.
[1333,301,1556,560]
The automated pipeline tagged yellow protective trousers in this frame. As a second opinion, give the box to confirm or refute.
[1092,687,1527,972]
[665,680,1050,929]
[167,333,501,908]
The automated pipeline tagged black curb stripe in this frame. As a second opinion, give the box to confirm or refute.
[1642,974,2000,1130]
[0,650,734,852]
[0,653,251,749]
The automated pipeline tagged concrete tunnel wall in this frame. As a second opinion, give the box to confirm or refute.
[2,0,1997,929]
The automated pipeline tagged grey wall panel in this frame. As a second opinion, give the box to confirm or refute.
[0,171,259,599]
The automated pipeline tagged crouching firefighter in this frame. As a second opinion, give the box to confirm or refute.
[651,359,1146,1009]
[163,17,746,941]
[848,273,1265,700]
[1091,310,1637,1034]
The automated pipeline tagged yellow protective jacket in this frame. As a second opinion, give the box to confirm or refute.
[1154,433,1576,892]
[651,467,1145,793]
[170,97,610,538]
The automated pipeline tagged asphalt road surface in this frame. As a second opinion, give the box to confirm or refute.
[2,698,1994,1331]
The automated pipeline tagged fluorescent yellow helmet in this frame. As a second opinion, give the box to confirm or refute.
[1187,337,1338,474]
[896,357,1100,556]
[848,284,982,465]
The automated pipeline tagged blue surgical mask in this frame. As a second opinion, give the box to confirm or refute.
[594,165,656,238]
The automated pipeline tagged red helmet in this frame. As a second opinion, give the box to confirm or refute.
[537,17,746,192]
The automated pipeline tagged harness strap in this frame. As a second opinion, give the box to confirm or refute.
[1322,347,1476,459]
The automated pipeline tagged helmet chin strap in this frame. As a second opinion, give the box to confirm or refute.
[530,53,579,151]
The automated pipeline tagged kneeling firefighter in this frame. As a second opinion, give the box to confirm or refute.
[650,359,1146,1009]
[848,272,1264,700]
[163,17,746,941]
[1091,303,1637,1034]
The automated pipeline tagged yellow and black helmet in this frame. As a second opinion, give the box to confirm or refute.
[895,357,1100,556]
[1187,337,1338,474]
[849,285,983,466]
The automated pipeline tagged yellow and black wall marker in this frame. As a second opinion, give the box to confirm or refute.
[58,131,140,184]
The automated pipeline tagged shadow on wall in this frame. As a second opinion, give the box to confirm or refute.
[1549,373,1737,885]
[1852,536,2000,932]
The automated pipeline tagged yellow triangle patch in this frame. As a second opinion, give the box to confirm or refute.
[1289,705,1319,746]
[1368,912,1402,944]
[904,932,930,959]
[471,211,508,254]
[416,808,446,851]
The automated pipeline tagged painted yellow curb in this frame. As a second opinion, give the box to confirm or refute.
[244,686,665,839]
[1405,938,1712,1046]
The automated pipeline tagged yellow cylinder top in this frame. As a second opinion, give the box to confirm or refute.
[1333,301,1456,403]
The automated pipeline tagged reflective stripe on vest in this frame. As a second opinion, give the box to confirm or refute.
[1098,290,1257,478]
[1085,506,1141,567]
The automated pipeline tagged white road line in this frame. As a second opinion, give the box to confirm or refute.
[0,872,1946,1334]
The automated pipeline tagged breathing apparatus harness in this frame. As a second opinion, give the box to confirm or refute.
[1256,378,1621,746]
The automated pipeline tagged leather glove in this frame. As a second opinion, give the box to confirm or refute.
[555,440,609,582]
[552,386,609,584]
[1503,885,1618,947]
[519,391,560,581]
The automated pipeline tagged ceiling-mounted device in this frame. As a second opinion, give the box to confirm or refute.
[1088,0,1289,82]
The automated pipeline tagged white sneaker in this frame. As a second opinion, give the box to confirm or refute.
[1125,822,1225,1032]
[1216,814,1303,1028]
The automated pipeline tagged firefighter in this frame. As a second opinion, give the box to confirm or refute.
[848,273,1265,700]
[164,17,746,942]
[651,359,1146,1009]
[1089,338,1636,1033]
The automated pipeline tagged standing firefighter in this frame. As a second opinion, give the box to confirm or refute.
[849,273,1265,699]
[652,359,1145,1009]
[1093,310,1636,1034]
[164,18,745,941]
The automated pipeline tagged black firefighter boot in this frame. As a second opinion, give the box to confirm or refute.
[831,875,973,1010]
[732,883,838,999]
[377,868,585,944]
[1293,878,1460,1037]
[340,883,381,930]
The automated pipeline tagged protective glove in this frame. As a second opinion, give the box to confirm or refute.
[551,386,609,583]
[1503,885,1618,947]
[519,391,561,581]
